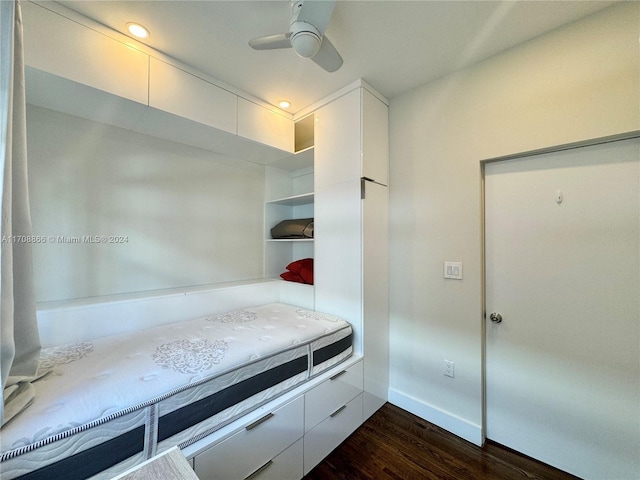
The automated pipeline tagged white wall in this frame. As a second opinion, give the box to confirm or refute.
[27,105,265,302]
[388,1,639,446]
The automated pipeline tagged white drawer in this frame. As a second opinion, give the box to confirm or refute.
[303,394,363,475]
[245,438,303,480]
[305,360,363,432]
[194,396,303,480]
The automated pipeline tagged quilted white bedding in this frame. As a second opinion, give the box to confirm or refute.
[0,303,353,480]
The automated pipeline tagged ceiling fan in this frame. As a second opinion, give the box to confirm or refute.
[249,0,343,73]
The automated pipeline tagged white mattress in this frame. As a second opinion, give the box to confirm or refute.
[0,303,353,480]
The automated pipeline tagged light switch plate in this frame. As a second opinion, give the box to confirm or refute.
[444,261,463,280]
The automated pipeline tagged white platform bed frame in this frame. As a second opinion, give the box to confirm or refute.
[1,280,363,480]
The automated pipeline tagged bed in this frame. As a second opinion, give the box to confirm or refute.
[0,303,353,480]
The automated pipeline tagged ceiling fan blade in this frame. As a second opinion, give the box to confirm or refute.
[296,0,336,35]
[249,32,292,50]
[311,35,343,72]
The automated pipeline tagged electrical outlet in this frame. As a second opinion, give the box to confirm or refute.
[444,359,454,378]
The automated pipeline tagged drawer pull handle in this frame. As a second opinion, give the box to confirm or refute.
[330,404,347,417]
[330,370,347,381]
[244,460,273,480]
[245,412,274,431]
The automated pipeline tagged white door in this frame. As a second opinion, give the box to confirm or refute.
[484,138,639,479]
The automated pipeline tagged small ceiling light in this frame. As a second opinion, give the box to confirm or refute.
[126,22,150,39]
[278,100,291,109]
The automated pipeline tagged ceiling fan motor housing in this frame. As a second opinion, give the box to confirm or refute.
[290,21,322,58]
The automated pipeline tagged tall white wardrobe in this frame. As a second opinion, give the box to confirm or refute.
[312,82,390,421]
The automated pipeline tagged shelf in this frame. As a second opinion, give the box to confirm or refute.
[268,147,313,172]
[266,192,314,206]
[264,167,314,280]
[266,238,314,242]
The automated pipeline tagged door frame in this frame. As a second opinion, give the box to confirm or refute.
[479,130,640,445]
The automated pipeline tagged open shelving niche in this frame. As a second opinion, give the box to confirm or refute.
[264,122,314,284]
[264,191,314,279]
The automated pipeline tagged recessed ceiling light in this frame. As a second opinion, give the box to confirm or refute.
[126,22,150,39]
[278,100,291,109]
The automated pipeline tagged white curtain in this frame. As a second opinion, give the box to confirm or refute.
[0,0,41,427]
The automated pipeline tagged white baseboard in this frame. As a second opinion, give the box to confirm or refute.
[388,388,483,446]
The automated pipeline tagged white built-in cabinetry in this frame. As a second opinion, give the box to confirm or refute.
[21,0,148,106]
[22,1,149,130]
[238,98,294,153]
[314,85,390,420]
[186,357,363,479]
[21,0,389,474]
[148,58,238,135]
[192,395,304,479]
[21,1,294,160]
[235,82,390,477]
[302,360,364,474]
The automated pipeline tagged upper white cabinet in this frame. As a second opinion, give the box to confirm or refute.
[149,58,237,135]
[314,91,362,189]
[21,2,295,158]
[314,88,389,189]
[22,2,148,106]
[362,89,389,186]
[238,98,294,153]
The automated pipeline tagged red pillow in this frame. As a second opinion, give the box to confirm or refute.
[285,258,313,274]
[280,271,304,283]
[282,258,314,284]
[299,262,313,284]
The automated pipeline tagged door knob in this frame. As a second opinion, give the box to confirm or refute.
[489,312,503,324]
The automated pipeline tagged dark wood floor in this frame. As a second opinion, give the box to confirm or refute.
[303,403,581,480]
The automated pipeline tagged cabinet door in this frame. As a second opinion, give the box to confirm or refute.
[314,89,361,189]
[362,181,389,419]
[238,98,294,152]
[362,90,389,186]
[22,2,148,105]
[149,58,237,135]
[314,180,362,351]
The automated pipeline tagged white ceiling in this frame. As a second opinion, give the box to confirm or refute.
[56,0,614,114]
